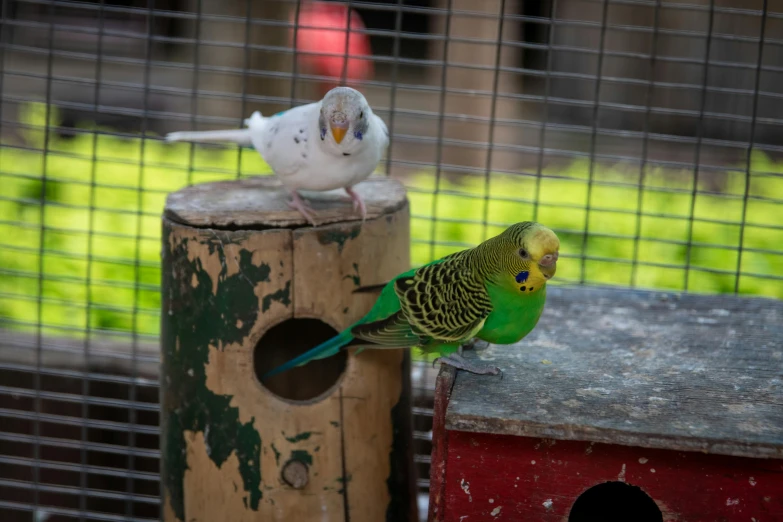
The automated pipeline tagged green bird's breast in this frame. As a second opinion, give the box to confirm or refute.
[478,284,547,345]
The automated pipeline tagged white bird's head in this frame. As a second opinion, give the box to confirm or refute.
[318,86,372,150]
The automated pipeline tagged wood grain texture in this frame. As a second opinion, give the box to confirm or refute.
[161,224,296,522]
[290,207,418,522]
[160,178,416,522]
[164,176,408,228]
[441,431,783,522]
[445,286,783,459]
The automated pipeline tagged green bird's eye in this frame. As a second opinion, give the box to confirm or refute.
[518,248,529,259]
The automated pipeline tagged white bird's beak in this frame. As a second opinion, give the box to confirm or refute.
[330,120,349,144]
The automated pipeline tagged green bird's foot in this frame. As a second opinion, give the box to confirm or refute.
[433,353,502,377]
[462,338,491,352]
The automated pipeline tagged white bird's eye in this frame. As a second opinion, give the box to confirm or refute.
[518,248,529,259]
[359,110,364,118]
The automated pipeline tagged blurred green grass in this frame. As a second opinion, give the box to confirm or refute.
[1,103,781,340]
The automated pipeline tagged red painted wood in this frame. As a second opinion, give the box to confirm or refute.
[428,367,457,522]
[442,431,783,522]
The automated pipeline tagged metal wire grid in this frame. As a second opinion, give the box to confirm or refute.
[0,0,782,520]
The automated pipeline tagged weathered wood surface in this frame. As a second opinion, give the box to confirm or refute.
[160,178,416,522]
[445,286,783,459]
[164,176,407,228]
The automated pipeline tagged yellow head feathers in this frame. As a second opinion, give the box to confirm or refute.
[485,221,560,291]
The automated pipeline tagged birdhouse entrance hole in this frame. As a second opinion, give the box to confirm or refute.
[568,481,663,522]
[254,318,347,402]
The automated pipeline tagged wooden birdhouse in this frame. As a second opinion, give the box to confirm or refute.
[428,287,783,522]
[160,177,417,522]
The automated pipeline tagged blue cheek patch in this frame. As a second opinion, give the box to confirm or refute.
[320,127,327,140]
[354,130,363,141]
[273,110,286,117]
[515,271,529,284]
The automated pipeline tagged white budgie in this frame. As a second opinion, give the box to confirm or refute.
[165,87,389,224]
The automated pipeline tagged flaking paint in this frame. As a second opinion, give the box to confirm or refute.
[316,224,361,253]
[161,225,279,520]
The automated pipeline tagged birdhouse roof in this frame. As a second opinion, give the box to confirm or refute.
[445,286,783,459]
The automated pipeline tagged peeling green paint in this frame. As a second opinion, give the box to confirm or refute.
[270,443,281,466]
[290,449,313,466]
[261,280,291,312]
[283,431,314,443]
[330,421,340,428]
[343,262,361,287]
[316,224,361,253]
[161,226,269,520]
[336,474,352,495]
[205,229,254,248]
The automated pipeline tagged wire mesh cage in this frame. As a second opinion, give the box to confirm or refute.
[1,0,782,520]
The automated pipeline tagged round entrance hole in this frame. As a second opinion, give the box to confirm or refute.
[254,318,347,402]
[568,481,663,522]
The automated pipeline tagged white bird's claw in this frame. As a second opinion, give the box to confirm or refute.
[346,187,367,222]
[288,192,318,226]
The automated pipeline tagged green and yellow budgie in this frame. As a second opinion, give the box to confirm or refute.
[262,221,560,377]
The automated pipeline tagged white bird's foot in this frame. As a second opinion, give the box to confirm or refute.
[345,187,367,221]
[433,353,502,377]
[288,191,318,226]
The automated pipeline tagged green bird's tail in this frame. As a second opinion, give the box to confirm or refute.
[262,329,355,380]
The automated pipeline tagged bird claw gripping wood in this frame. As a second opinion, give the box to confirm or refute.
[433,353,503,377]
[288,191,318,226]
[462,338,491,352]
[345,186,367,222]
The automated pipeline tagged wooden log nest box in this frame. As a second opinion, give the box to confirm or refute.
[428,287,783,522]
[160,177,417,522]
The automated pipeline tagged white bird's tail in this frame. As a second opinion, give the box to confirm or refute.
[165,111,267,146]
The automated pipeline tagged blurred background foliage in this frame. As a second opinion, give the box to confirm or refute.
[2,102,781,340]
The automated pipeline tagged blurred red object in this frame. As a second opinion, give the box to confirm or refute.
[291,1,374,96]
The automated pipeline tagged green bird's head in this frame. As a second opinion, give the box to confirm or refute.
[491,221,560,291]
